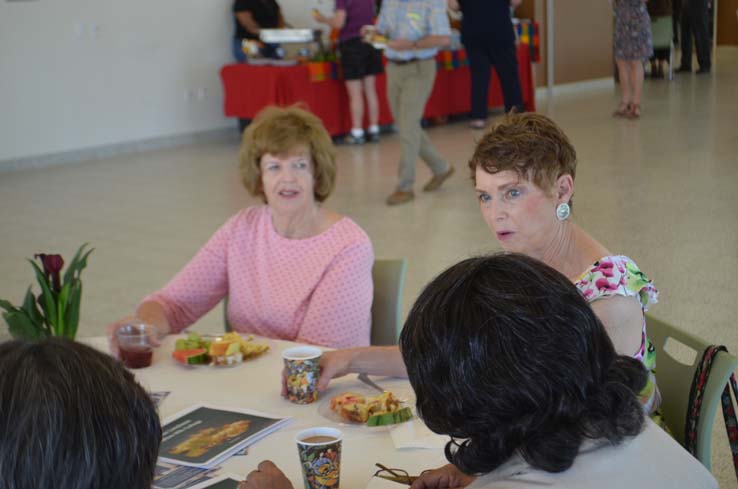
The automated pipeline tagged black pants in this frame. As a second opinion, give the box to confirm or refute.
[463,35,524,118]
[680,0,711,70]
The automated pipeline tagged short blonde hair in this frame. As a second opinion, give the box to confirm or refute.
[469,112,577,196]
[239,106,337,203]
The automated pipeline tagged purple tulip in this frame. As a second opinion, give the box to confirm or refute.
[35,253,64,293]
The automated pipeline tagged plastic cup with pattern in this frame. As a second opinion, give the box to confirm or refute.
[283,346,322,404]
[296,427,342,489]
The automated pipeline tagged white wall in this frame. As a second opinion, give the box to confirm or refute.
[0,0,331,164]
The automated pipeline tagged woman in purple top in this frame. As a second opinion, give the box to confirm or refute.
[314,0,384,145]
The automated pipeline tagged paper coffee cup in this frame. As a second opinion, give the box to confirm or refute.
[283,346,321,404]
[296,427,342,489]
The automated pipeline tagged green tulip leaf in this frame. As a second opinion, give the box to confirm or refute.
[63,244,94,284]
[0,299,21,314]
[65,282,82,340]
[2,310,46,341]
[62,243,88,284]
[28,259,58,331]
[57,281,72,337]
[22,286,48,335]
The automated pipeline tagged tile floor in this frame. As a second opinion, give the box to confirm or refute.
[1,48,736,487]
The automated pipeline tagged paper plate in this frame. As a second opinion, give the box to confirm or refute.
[317,386,415,431]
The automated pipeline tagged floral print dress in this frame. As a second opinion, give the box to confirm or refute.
[576,255,660,413]
[613,0,654,61]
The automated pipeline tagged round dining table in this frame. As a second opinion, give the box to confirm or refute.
[86,335,447,488]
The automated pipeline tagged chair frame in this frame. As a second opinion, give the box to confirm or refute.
[370,258,407,346]
[646,314,738,469]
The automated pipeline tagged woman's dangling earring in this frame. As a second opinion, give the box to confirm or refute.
[556,202,570,221]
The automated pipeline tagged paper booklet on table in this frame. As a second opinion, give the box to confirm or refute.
[158,404,292,469]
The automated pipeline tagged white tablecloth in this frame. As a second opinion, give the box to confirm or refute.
[86,336,447,488]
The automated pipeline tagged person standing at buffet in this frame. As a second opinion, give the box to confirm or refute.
[314,0,385,145]
[232,0,288,61]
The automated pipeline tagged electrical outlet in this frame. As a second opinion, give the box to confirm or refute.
[183,89,195,102]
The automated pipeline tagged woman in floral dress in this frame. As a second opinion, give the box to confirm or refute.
[318,113,663,420]
[613,0,653,118]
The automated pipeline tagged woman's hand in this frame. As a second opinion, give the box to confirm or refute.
[410,464,476,489]
[281,349,354,397]
[107,302,170,358]
[106,316,163,358]
[312,9,327,24]
[239,461,294,489]
[360,25,377,37]
[317,349,356,390]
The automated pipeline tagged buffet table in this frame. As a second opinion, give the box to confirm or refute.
[220,44,535,136]
[87,336,446,487]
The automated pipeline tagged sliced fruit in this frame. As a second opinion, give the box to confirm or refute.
[172,348,208,365]
[209,340,235,356]
[225,341,241,356]
[366,406,413,427]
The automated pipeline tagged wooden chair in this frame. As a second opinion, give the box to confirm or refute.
[647,314,738,469]
[223,258,408,346]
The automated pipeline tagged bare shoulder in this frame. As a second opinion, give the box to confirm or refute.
[590,295,644,356]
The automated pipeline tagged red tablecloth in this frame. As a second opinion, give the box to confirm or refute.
[221,44,535,136]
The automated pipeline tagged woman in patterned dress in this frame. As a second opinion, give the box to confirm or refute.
[613,0,653,118]
[317,113,662,417]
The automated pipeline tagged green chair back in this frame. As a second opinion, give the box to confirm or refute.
[646,314,738,469]
[650,16,674,80]
[651,16,673,49]
[222,258,408,346]
[223,296,232,332]
[370,258,407,346]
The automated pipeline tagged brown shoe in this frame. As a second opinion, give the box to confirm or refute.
[423,166,455,192]
[386,190,415,206]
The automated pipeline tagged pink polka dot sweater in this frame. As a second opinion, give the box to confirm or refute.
[142,206,374,348]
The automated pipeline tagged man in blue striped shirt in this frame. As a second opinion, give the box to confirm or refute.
[371,0,455,206]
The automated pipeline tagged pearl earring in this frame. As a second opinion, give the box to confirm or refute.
[556,202,570,221]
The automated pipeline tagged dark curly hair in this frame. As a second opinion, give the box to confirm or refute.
[399,253,647,476]
[0,338,162,489]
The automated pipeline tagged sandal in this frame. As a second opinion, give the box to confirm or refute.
[627,103,641,119]
[612,102,631,118]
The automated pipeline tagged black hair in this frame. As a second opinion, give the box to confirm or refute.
[399,253,647,475]
[0,338,162,489]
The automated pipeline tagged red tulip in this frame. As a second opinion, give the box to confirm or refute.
[35,253,64,293]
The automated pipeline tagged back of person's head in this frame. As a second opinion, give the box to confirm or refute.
[400,253,647,476]
[0,338,162,489]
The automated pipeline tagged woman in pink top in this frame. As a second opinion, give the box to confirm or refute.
[109,106,374,349]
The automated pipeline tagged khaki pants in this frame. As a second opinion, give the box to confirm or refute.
[386,59,450,191]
